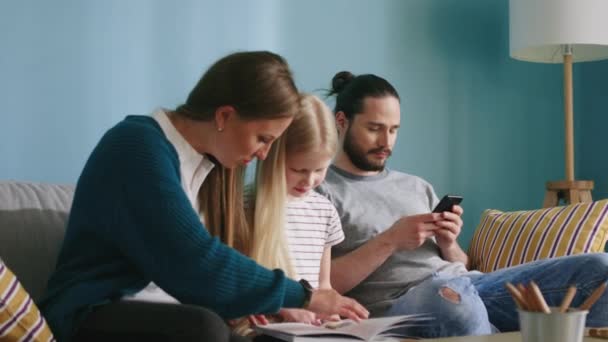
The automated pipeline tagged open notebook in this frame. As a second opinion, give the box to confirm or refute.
[253,314,430,341]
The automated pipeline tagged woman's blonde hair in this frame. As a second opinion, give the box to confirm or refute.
[248,94,338,276]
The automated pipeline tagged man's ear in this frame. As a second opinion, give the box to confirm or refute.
[214,105,237,132]
[335,111,349,134]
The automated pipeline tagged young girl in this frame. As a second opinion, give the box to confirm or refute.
[244,94,344,327]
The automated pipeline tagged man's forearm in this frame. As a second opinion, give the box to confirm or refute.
[330,232,396,294]
[440,243,469,269]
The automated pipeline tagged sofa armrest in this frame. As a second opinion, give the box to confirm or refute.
[0,181,74,302]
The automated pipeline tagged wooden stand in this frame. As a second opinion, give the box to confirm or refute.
[541,50,594,208]
[543,180,594,208]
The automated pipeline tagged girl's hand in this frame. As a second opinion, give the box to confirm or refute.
[279,308,321,325]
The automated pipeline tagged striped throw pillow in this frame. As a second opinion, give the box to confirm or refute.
[469,200,608,273]
[0,261,55,342]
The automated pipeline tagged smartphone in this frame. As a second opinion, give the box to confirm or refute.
[432,194,463,213]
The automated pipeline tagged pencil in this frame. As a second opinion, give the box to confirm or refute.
[517,283,535,311]
[580,281,607,311]
[558,285,577,313]
[529,281,551,314]
[505,282,527,310]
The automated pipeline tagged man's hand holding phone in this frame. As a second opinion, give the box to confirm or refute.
[432,195,464,249]
[382,195,464,252]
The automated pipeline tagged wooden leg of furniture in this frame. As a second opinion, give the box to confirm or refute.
[569,189,579,203]
[543,180,594,208]
[580,191,593,202]
[543,190,559,208]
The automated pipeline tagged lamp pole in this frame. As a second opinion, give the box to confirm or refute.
[543,44,593,207]
[563,44,574,182]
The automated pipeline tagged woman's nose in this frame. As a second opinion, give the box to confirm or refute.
[255,145,271,160]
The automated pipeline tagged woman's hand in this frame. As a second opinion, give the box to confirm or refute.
[324,314,341,322]
[279,308,321,325]
[307,288,369,321]
[247,314,269,326]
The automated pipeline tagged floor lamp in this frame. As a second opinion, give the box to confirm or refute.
[509,0,608,207]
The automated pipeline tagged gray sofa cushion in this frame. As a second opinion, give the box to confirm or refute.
[0,181,74,302]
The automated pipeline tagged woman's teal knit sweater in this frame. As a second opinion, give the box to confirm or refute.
[40,116,304,341]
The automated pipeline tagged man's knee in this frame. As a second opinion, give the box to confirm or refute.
[435,284,482,319]
[387,277,492,337]
[439,286,461,304]
[433,283,491,335]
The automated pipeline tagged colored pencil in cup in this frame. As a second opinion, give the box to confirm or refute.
[558,285,577,313]
[579,281,607,311]
[505,282,527,310]
[529,281,551,314]
[516,283,535,311]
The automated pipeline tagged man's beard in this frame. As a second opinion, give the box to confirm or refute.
[343,126,392,172]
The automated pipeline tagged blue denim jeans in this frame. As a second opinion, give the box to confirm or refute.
[385,253,608,338]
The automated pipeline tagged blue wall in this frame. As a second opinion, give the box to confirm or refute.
[0,0,284,183]
[1,0,605,248]
[578,60,608,201]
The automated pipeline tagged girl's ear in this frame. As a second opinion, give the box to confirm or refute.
[214,105,237,132]
[335,111,349,134]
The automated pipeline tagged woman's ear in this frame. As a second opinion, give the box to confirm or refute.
[214,105,237,132]
[335,111,349,134]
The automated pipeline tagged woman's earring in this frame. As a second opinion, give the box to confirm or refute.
[218,127,224,132]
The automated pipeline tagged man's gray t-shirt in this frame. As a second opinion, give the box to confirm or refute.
[316,166,467,316]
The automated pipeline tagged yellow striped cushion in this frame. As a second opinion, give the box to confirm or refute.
[0,262,55,342]
[469,200,608,273]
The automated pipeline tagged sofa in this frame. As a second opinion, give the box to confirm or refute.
[3,179,607,300]
[2,180,607,341]
[0,181,74,303]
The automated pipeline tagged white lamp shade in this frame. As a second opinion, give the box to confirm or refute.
[510,0,608,63]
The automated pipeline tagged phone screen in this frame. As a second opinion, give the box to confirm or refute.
[432,195,463,213]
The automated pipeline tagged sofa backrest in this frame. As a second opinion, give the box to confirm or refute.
[0,181,74,302]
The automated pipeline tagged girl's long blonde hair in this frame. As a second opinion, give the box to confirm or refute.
[231,94,338,336]
[248,94,339,276]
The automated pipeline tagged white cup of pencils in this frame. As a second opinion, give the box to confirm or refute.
[506,281,607,342]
